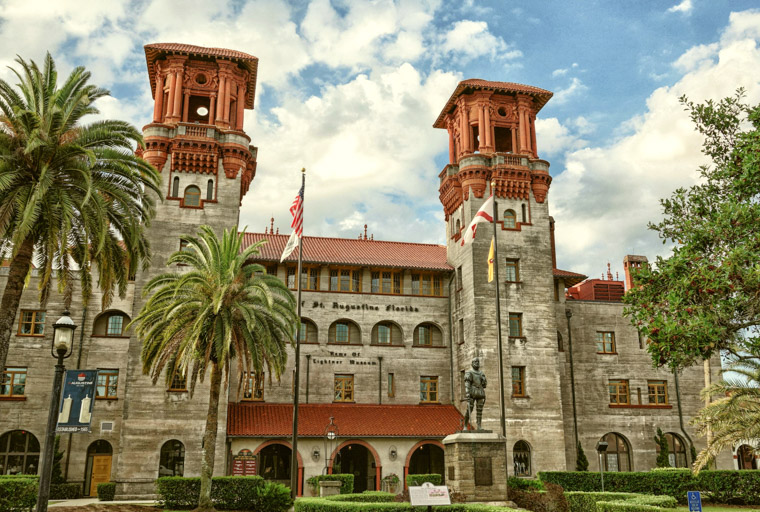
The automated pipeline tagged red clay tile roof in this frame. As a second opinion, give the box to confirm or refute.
[241,232,453,271]
[434,79,553,128]
[144,43,259,109]
[228,403,463,437]
[553,268,587,287]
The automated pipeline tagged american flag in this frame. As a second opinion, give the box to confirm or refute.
[289,183,304,238]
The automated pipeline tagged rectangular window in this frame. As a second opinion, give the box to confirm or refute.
[169,368,187,392]
[416,325,431,346]
[106,315,124,336]
[609,379,630,405]
[377,324,391,344]
[266,265,277,276]
[330,268,361,292]
[411,273,444,296]
[96,369,118,399]
[0,367,26,397]
[596,332,616,354]
[511,366,526,397]
[335,323,349,343]
[647,380,668,405]
[243,372,264,401]
[334,374,354,402]
[288,266,319,290]
[508,313,523,337]
[372,270,403,295]
[17,310,45,336]
[371,272,380,293]
[299,322,308,343]
[505,259,520,282]
[420,376,439,403]
[388,373,395,398]
[458,318,465,345]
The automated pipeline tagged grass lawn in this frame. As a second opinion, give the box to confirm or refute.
[676,507,760,511]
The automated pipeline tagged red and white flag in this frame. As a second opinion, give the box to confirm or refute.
[460,194,494,246]
[280,182,304,262]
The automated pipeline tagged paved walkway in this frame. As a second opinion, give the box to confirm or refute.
[48,499,158,508]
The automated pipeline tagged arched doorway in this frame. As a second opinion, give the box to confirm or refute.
[737,444,757,470]
[0,430,39,475]
[253,441,304,496]
[407,443,445,483]
[513,440,532,477]
[84,440,112,496]
[159,440,185,477]
[332,442,378,493]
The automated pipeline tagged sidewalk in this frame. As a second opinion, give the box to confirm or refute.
[48,499,158,508]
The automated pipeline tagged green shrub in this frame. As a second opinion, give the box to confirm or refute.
[97,482,116,501]
[405,474,442,487]
[576,442,589,472]
[294,499,520,511]
[508,477,544,491]
[326,492,396,503]
[541,470,760,505]
[156,475,289,510]
[0,474,38,478]
[653,429,670,468]
[565,492,676,512]
[306,474,355,495]
[509,482,568,512]
[0,477,37,512]
[50,482,82,499]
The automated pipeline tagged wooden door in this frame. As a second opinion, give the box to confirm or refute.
[89,455,112,496]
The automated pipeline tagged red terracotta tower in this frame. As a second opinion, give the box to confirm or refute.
[140,43,258,206]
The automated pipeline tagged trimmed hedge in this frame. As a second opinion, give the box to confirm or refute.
[0,477,37,512]
[325,492,396,503]
[155,475,292,511]
[540,470,760,505]
[565,492,676,512]
[405,474,442,487]
[97,482,116,501]
[50,483,82,499]
[507,477,544,491]
[307,474,355,495]
[294,499,519,511]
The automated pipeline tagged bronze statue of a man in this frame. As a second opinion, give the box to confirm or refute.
[463,358,487,430]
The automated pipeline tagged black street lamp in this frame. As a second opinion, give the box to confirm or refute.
[596,441,609,493]
[36,311,77,512]
[323,417,338,475]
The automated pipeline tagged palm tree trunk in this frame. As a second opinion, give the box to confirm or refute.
[0,237,35,370]
[197,360,222,512]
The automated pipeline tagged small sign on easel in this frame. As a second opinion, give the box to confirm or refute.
[409,482,451,511]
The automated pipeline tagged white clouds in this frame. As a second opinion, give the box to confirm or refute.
[535,118,586,157]
[551,63,578,77]
[551,12,760,277]
[667,0,693,14]
[553,77,587,104]
[439,20,521,64]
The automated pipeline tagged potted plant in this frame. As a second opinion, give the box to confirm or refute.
[306,476,319,496]
[383,473,400,494]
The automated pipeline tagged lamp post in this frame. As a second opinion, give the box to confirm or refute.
[36,311,77,512]
[323,417,338,475]
[596,441,609,493]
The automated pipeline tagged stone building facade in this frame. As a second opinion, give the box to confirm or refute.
[0,44,735,499]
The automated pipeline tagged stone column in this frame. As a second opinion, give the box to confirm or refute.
[529,113,537,157]
[209,94,216,125]
[166,72,176,122]
[223,78,232,123]
[236,84,246,130]
[182,92,190,123]
[477,104,485,152]
[462,108,470,154]
[484,105,492,151]
[153,71,164,123]
[448,124,456,164]
[511,126,517,154]
[216,76,226,124]
[172,70,183,120]
[519,109,527,153]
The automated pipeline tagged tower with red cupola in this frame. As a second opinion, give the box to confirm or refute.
[436,80,567,471]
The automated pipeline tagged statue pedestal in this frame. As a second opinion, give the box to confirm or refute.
[443,432,507,502]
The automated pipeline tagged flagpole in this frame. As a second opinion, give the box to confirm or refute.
[490,181,507,442]
[290,168,305,499]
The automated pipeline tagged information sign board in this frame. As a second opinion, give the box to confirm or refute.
[688,491,702,512]
[231,449,257,476]
[56,370,98,433]
[409,482,451,507]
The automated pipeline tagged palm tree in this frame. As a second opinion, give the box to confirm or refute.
[692,357,760,472]
[0,53,161,369]
[133,226,297,511]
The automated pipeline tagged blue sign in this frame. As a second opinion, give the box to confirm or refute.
[56,370,98,433]
[688,491,702,512]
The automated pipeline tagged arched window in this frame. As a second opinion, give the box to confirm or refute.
[557,331,564,352]
[521,204,527,223]
[372,322,403,345]
[413,323,443,347]
[504,209,517,229]
[455,219,461,235]
[600,433,631,472]
[737,444,757,470]
[172,176,179,197]
[299,318,318,344]
[513,441,531,477]
[329,320,361,345]
[184,186,201,207]
[159,440,185,477]
[259,443,291,480]
[657,432,688,468]
[206,179,214,200]
[92,311,131,337]
[0,430,39,475]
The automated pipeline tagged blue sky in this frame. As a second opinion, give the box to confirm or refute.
[1,0,759,277]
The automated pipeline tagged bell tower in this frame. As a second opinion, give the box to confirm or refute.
[436,80,568,471]
[138,43,258,267]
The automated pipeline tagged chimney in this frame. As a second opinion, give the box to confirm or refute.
[623,255,648,292]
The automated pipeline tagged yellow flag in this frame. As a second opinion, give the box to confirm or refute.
[488,237,495,282]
